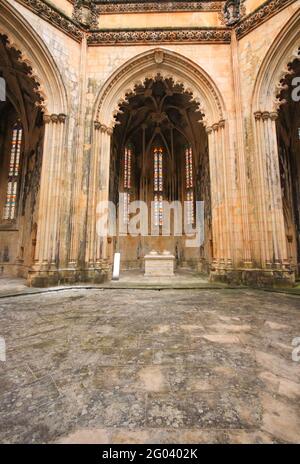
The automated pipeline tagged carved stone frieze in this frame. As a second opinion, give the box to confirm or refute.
[12,0,298,43]
[236,0,296,39]
[96,1,225,14]
[88,28,232,45]
[17,0,83,41]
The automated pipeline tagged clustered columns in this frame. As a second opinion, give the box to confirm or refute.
[85,121,113,277]
[30,113,67,281]
[205,120,232,269]
[253,110,289,269]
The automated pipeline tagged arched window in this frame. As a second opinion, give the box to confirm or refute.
[154,146,164,227]
[185,145,194,225]
[3,121,23,220]
[123,144,133,224]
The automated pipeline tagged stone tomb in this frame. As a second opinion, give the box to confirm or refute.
[144,250,175,277]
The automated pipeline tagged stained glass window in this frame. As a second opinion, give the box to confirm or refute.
[185,146,193,189]
[124,145,132,189]
[123,191,130,224]
[123,144,133,224]
[3,122,23,220]
[185,146,194,225]
[154,147,164,226]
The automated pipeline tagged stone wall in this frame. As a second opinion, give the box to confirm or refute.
[0,0,299,286]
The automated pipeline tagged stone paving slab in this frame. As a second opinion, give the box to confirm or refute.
[1,275,300,300]
[0,288,299,443]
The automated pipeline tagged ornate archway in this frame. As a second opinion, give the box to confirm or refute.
[94,48,225,129]
[0,1,68,285]
[251,8,300,282]
[86,48,233,279]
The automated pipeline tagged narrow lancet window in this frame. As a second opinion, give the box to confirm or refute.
[3,122,23,220]
[123,144,133,224]
[185,145,194,225]
[154,147,164,226]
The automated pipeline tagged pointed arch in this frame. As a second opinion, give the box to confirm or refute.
[252,8,300,113]
[249,9,300,273]
[93,48,226,129]
[0,0,68,115]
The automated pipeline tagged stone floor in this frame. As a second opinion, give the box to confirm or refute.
[0,288,299,444]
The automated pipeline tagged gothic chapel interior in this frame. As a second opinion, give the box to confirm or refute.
[0,0,300,287]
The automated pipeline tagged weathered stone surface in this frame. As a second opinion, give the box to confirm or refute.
[0,288,299,443]
[144,253,175,277]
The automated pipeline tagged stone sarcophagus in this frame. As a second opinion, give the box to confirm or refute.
[144,250,175,277]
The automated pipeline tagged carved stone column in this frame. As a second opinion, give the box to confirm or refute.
[253,110,290,270]
[97,125,113,265]
[29,113,67,286]
[85,122,112,281]
[206,120,232,271]
[231,30,252,267]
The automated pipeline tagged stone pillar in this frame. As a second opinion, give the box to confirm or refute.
[254,111,289,269]
[85,122,112,282]
[206,120,232,271]
[97,125,113,264]
[231,30,252,267]
[29,113,67,286]
[68,36,87,272]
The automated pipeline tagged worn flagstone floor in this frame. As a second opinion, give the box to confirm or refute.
[0,288,299,444]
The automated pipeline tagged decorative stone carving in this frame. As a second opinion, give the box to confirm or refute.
[89,1,99,29]
[72,0,84,23]
[97,1,225,14]
[12,0,295,43]
[254,110,278,121]
[154,50,164,64]
[236,0,295,39]
[73,0,99,28]
[88,28,231,45]
[95,49,224,129]
[17,0,83,41]
[43,113,67,124]
[223,0,241,26]
[0,34,46,110]
[274,47,300,110]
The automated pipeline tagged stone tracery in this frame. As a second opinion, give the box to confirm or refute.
[94,49,225,130]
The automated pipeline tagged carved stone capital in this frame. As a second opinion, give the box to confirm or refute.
[50,114,59,123]
[98,124,113,135]
[44,113,67,124]
[254,111,262,121]
[262,111,270,121]
[58,113,67,123]
[43,114,51,124]
[269,111,278,121]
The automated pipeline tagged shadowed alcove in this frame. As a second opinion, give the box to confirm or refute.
[109,74,212,272]
[0,33,45,275]
[276,55,300,275]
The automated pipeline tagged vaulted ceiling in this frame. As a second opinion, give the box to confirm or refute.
[0,34,44,137]
[114,75,204,158]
